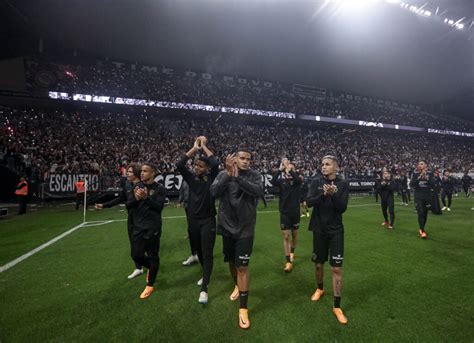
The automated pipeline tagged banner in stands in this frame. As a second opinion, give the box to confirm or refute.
[348,180,376,191]
[43,172,376,198]
[48,92,296,119]
[108,61,276,89]
[47,174,100,193]
[292,84,326,100]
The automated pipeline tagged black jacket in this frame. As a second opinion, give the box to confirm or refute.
[102,180,138,211]
[410,172,435,199]
[129,181,167,238]
[211,169,263,239]
[379,178,396,201]
[272,170,302,214]
[306,176,349,233]
[461,175,472,187]
[441,176,455,194]
[176,154,219,219]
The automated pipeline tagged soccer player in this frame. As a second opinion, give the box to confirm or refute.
[461,172,472,198]
[130,163,167,299]
[210,148,263,329]
[379,169,396,229]
[307,155,349,325]
[441,170,455,211]
[374,173,381,203]
[179,179,199,266]
[175,136,219,304]
[95,163,143,279]
[398,170,410,206]
[410,160,434,239]
[271,158,302,272]
[300,172,310,218]
[431,170,442,215]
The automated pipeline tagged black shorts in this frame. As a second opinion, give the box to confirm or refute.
[222,235,254,267]
[312,231,344,267]
[280,212,300,230]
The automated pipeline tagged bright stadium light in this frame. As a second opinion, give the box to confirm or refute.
[448,19,454,25]
[456,23,464,29]
[423,11,431,17]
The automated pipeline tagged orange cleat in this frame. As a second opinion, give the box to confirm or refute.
[332,307,348,325]
[311,288,325,302]
[140,286,155,299]
[230,285,240,301]
[239,308,250,329]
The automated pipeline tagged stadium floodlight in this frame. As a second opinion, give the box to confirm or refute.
[448,19,454,25]
[456,23,464,29]
[444,18,448,23]
[423,11,431,17]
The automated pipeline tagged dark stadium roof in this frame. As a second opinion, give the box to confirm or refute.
[1,0,473,119]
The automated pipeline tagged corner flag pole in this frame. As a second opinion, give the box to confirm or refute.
[83,179,87,224]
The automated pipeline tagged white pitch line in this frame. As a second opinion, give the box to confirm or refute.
[0,222,85,273]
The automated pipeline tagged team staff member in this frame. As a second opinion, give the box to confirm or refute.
[15,177,29,215]
[95,163,143,279]
[211,148,263,330]
[130,163,167,299]
[272,158,302,272]
[410,160,434,239]
[75,178,86,210]
[307,155,349,325]
[379,169,396,229]
[176,136,219,304]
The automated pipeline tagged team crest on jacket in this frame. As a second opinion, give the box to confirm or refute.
[149,190,155,196]
[203,176,208,182]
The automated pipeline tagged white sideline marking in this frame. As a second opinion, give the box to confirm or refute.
[0,222,85,273]
[82,220,114,227]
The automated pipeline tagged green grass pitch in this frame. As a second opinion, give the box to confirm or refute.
[0,195,473,342]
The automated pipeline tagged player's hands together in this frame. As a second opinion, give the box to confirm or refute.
[225,154,236,176]
[95,203,103,210]
[134,187,148,200]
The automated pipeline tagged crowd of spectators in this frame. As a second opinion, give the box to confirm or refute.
[2,106,472,188]
[25,57,474,132]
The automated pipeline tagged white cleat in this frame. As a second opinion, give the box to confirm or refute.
[182,255,199,266]
[197,277,203,286]
[198,291,208,304]
[127,269,144,280]
[442,207,447,211]
[447,208,451,211]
